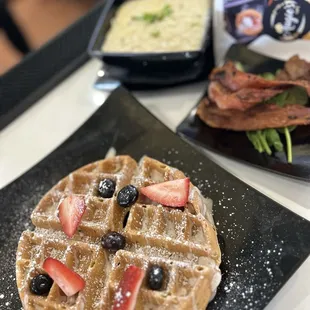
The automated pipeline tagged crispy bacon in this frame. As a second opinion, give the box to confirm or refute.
[197,99,310,131]
[198,57,310,131]
[208,81,284,111]
[210,61,310,96]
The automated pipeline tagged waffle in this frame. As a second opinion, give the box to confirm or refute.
[16,155,221,309]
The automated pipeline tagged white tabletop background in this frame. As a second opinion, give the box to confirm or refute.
[0,58,309,309]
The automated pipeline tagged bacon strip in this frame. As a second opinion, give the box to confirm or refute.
[197,99,310,131]
[209,61,310,96]
[208,81,285,111]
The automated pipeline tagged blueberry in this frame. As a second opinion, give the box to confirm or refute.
[98,179,116,198]
[147,265,164,290]
[117,185,138,208]
[101,231,126,252]
[30,274,53,295]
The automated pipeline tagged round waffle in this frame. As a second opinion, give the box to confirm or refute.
[16,156,221,309]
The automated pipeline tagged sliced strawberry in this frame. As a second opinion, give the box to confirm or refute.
[140,178,190,207]
[43,258,85,296]
[58,195,86,238]
[112,265,145,310]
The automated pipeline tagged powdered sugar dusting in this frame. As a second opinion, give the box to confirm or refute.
[158,148,310,309]
[3,147,308,310]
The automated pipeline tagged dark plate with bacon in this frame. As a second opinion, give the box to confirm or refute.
[177,44,310,181]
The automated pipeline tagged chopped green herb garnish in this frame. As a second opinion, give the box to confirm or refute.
[191,22,200,27]
[132,4,173,24]
[150,30,160,38]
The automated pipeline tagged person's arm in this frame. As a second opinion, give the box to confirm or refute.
[7,0,97,49]
[0,29,22,74]
[0,2,30,54]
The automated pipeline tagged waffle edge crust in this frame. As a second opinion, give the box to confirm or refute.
[16,155,221,310]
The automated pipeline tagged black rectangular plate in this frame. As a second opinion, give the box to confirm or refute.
[88,0,214,87]
[177,44,310,181]
[1,87,310,310]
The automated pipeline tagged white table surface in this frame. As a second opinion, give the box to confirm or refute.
[0,58,309,310]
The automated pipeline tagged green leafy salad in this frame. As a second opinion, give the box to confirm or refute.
[237,63,309,163]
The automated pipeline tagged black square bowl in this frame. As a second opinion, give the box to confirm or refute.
[88,0,214,86]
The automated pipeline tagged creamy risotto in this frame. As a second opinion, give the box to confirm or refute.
[102,0,209,53]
